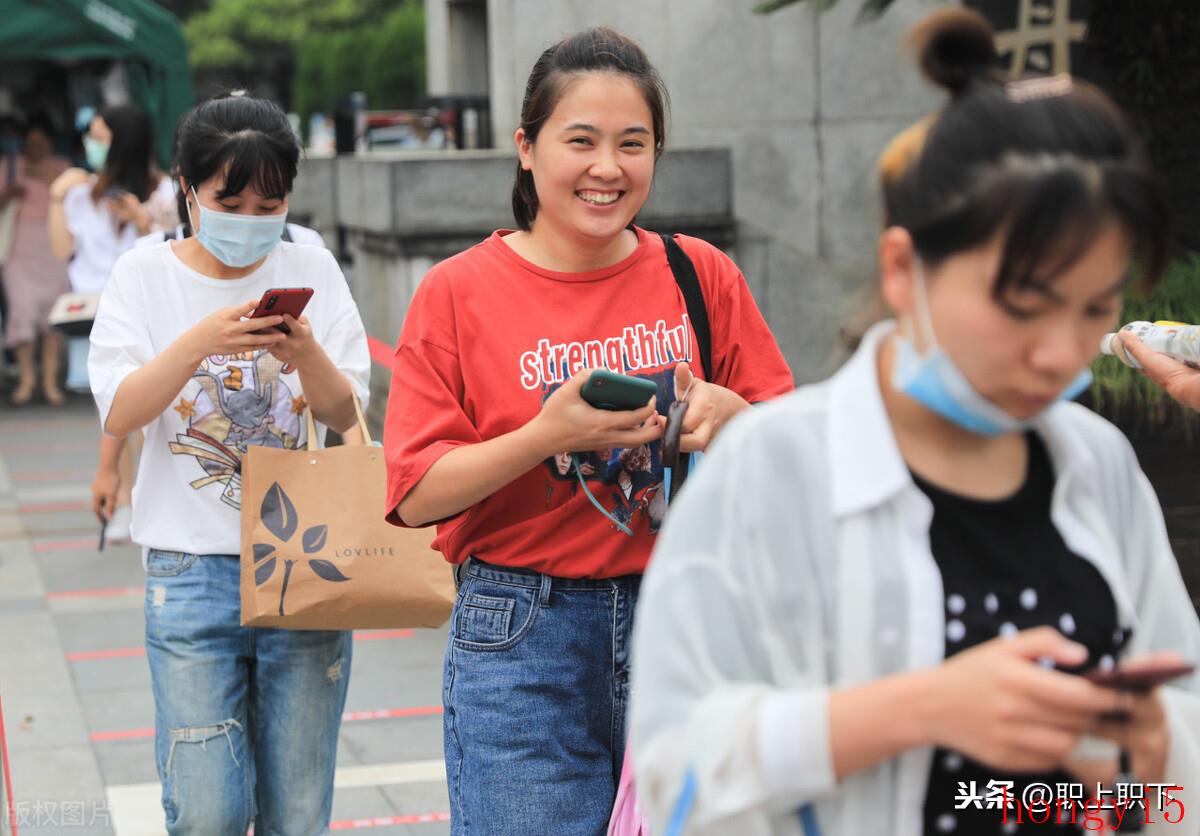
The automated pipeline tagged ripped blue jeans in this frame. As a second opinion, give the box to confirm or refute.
[144,551,351,835]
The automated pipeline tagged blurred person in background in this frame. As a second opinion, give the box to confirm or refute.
[630,9,1200,834]
[0,113,71,406]
[49,103,177,544]
[48,102,177,391]
[0,112,22,362]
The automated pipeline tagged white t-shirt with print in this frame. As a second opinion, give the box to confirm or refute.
[63,177,176,294]
[88,240,371,557]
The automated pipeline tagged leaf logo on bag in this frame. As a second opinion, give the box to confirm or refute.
[253,481,349,616]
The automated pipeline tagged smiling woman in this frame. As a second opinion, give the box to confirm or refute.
[382,25,793,836]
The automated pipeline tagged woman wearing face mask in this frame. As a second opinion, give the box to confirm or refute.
[87,92,369,835]
[384,27,793,835]
[0,113,71,406]
[630,10,1200,835]
[48,103,177,391]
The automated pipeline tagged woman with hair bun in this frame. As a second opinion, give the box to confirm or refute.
[630,8,1200,834]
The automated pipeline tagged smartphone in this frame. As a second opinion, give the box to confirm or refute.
[1084,658,1195,693]
[249,287,313,334]
[580,369,658,411]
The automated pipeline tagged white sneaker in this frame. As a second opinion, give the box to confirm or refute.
[104,505,133,545]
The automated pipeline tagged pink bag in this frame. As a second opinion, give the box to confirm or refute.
[608,748,651,835]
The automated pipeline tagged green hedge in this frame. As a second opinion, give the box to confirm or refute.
[1089,255,1200,435]
[293,1,425,130]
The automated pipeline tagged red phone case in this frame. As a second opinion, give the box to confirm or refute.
[251,287,313,334]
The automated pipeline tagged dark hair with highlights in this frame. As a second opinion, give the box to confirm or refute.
[173,93,299,232]
[880,8,1170,297]
[512,27,669,231]
[91,103,156,204]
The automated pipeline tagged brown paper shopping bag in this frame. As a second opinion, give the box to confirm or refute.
[240,397,455,629]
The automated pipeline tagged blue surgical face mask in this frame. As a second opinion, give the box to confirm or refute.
[83,135,109,171]
[187,186,287,268]
[890,259,1092,436]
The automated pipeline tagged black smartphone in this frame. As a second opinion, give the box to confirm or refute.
[580,370,657,411]
[1084,658,1194,693]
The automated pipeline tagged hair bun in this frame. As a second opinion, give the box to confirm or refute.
[908,7,999,97]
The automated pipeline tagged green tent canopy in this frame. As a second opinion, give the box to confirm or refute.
[1,0,193,167]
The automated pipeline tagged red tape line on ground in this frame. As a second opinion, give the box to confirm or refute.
[331,812,451,829]
[91,705,443,742]
[9,468,93,484]
[366,335,394,370]
[18,501,91,514]
[0,695,19,835]
[34,539,99,554]
[47,586,143,601]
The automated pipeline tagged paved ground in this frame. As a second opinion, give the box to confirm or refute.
[0,395,450,835]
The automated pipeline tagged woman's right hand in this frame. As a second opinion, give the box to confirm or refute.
[1119,330,1200,412]
[530,369,665,456]
[91,467,119,523]
[49,167,90,201]
[921,627,1123,773]
[180,300,287,362]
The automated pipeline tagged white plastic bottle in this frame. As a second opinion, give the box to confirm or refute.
[1099,320,1200,369]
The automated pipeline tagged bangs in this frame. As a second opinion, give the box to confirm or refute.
[909,154,1170,297]
[212,130,295,201]
[993,165,1109,297]
[994,158,1170,296]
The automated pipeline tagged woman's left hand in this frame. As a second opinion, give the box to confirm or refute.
[267,315,321,368]
[1068,669,1173,788]
[673,362,750,453]
[1090,689,1170,785]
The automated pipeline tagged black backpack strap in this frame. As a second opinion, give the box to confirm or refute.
[660,232,712,381]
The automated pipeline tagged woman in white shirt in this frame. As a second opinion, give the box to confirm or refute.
[48,103,177,389]
[630,9,1200,835]
[88,92,369,835]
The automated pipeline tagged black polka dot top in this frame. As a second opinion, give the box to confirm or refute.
[912,433,1130,835]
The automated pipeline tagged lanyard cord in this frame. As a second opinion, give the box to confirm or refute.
[573,454,634,537]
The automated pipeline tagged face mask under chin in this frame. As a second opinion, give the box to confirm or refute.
[888,264,1092,437]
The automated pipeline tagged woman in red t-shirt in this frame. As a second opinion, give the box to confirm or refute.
[384,26,793,833]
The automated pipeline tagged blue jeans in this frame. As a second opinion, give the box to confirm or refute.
[144,551,351,835]
[444,558,640,835]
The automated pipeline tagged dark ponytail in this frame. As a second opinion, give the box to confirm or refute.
[512,27,669,231]
[881,7,1170,295]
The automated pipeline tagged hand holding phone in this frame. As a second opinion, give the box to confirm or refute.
[249,287,313,334]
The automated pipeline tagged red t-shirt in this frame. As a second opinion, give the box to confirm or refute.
[384,226,793,578]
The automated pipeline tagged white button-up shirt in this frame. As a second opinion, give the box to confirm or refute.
[631,321,1200,835]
